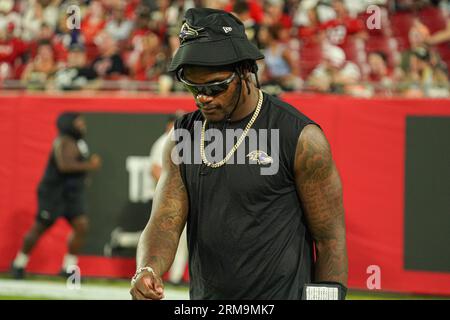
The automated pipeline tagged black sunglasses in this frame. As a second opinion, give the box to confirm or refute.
[177,68,236,97]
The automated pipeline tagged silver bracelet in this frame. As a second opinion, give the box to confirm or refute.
[131,266,155,285]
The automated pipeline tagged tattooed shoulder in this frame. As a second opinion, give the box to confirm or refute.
[295,124,333,180]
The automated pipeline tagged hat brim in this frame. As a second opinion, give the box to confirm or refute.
[168,37,264,73]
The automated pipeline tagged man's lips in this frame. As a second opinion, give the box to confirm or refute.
[202,107,218,114]
[199,105,219,112]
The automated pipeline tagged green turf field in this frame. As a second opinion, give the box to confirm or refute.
[0,274,448,300]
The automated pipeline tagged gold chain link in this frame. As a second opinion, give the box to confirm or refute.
[200,90,263,168]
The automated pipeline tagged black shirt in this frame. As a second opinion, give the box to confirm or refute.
[39,137,89,194]
[91,53,127,77]
[174,92,318,299]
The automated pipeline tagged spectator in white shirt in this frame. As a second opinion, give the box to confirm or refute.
[105,8,134,42]
[307,44,361,93]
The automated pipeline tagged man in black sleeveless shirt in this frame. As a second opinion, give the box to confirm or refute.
[130,8,348,300]
[11,113,101,279]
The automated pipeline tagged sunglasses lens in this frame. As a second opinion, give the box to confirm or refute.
[204,84,228,96]
[180,70,234,97]
[204,86,216,96]
[184,84,228,97]
[183,84,200,96]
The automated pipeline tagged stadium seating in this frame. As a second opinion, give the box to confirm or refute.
[437,43,450,67]
[299,40,323,79]
[418,6,448,33]
[390,11,416,50]
[0,0,447,96]
[341,37,367,67]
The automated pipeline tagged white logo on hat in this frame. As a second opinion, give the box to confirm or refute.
[179,22,204,42]
[223,27,232,33]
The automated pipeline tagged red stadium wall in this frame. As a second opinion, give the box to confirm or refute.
[0,92,450,296]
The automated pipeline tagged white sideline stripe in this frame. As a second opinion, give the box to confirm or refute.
[0,279,189,300]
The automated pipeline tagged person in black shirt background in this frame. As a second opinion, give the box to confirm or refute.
[130,8,348,300]
[11,113,101,279]
[91,31,128,80]
[54,44,97,90]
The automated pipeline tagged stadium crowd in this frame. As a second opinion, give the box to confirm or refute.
[0,0,449,97]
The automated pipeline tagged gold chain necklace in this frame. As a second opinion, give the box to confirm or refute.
[200,89,263,168]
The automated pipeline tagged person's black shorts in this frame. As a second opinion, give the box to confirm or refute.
[35,181,87,227]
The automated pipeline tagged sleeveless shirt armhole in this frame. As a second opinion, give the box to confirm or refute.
[173,116,188,192]
[174,112,202,194]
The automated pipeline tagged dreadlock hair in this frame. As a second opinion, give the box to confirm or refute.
[234,59,260,95]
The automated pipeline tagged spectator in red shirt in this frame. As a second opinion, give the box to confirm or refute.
[128,6,154,51]
[294,0,334,44]
[0,22,27,80]
[124,0,141,20]
[320,0,366,47]
[81,0,106,46]
[29,23,68,64]
[128,32,162,81]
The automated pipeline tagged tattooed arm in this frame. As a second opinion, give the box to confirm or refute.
[294,124,348,286]
[131,129,189,300]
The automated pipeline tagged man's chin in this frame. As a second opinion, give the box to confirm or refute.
[201,111,225,123]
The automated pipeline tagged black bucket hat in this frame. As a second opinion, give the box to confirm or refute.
[168,8,264,73]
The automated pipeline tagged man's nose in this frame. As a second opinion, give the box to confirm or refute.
[196,94,214,105]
